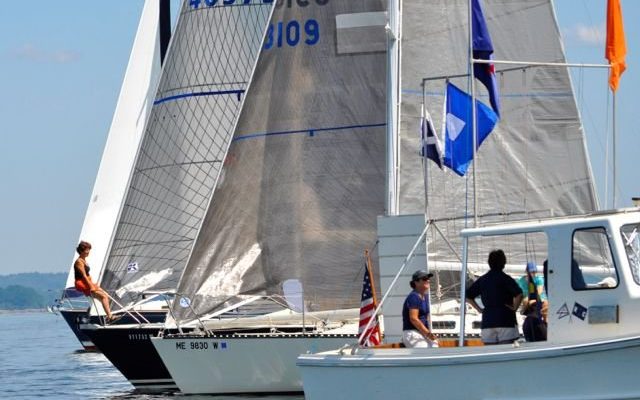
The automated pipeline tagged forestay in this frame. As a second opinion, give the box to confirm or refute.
[171,0,388,323]
[100,1,273,307]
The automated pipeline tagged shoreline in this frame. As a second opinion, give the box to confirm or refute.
[0,308,49,315]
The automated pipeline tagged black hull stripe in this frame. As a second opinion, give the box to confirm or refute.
[130,379,176,385]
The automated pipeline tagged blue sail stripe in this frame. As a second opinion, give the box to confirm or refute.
[233,122,387,142]
[153,89,245,105]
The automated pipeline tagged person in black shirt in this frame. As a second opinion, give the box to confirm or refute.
[466,249,523,344]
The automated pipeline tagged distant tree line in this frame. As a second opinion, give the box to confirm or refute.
[0,273,66,310]
[0,285,45,309]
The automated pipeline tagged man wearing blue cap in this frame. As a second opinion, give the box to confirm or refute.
[401,270,439,348]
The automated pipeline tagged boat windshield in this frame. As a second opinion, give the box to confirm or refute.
[621,223,640,285]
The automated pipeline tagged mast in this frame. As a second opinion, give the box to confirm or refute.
[460,0,476,346]
[469,0,478,228]
[386,0,401,215]
[159,0,171,64]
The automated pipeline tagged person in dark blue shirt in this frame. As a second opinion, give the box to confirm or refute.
[466,249,523,344]
[401,270,439,348]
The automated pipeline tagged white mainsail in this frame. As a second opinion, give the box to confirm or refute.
[64,0,167,290]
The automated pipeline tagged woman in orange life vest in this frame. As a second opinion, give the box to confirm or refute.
[74,241,117,322]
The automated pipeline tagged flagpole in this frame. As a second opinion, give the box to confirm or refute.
[605,0,626,208]
[386,0,401,216]
[365,250,379,308]
[420,91,434,329]
[422,85,430,217]
[612,90,617,208]
[385,0,399,215]
[605,90,610,210]
[421,84,431,287]
[469,0,478,228]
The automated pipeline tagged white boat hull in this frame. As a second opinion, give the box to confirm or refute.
[151,334,355,394]
[298,335,640,400]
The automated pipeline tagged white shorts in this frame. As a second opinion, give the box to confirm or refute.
[402,330,439,348]
[481,327,519,344]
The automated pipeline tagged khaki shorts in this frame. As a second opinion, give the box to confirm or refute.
[402,330,439,348]
[481,327,519,344]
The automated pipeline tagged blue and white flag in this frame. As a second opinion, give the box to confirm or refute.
[472,0,500,116]
[443,82,498,176]
[421,107,443,169]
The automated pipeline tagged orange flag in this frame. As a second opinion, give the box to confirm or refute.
[605,0,627,92]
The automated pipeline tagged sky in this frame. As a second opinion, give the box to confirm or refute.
[0,1,638,276]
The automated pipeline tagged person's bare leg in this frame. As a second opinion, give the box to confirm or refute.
[92,290,112,319]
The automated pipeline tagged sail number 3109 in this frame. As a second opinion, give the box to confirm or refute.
[264,19,319,49]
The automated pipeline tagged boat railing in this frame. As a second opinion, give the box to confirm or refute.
[92,291,156,326]
[171,294,358,335]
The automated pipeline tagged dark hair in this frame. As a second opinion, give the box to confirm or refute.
[76,241,92,254]
[410,280,416,289]
[488,249,506,271]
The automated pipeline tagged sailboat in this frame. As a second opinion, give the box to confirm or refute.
[77,0,277,392]
[297,1,640,398]
[148,0,390,394]
[55,0,170,351]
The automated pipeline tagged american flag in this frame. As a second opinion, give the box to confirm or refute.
[359,264,381,346]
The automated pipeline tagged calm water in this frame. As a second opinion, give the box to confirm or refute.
[0,311,305,400]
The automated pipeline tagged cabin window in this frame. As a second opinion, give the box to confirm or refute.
[571,227,618,290]
[621,223,640,285]
[432,321,456,330]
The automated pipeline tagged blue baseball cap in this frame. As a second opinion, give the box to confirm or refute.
[526,262,537,272]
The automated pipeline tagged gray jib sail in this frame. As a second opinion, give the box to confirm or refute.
[99,1,273,307]
[399,0,597,300]
[172,0,388,322]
